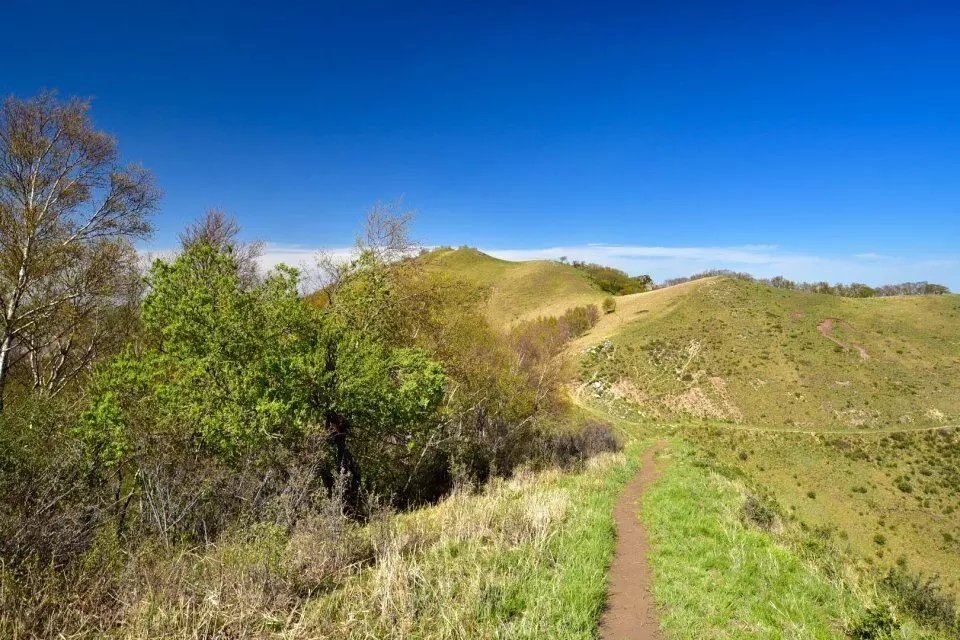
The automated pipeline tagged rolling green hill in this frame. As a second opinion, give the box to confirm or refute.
[568,275,960,600]
[426,253,960,605]
[421,247,608,327]
[579,276,960,431]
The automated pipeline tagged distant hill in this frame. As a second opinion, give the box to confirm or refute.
[578,276,960,431]
[420,250,960,431]
[420,247,608,326]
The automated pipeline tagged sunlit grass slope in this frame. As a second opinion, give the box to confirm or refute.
[692,424,960,598]
[302,450,638,638]
[580,276,960,431]
[645,441,954,639]
[422,247,607,326]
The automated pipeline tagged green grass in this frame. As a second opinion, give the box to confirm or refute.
[645,442,860,638]
[689,425,960,598]
[644,441,953,639]
[302,448,640,638]
[581,277,960,430]
[423,247,607,327]
[96,447,642,639]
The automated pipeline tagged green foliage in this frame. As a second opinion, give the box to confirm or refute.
[559,304,600,338]
[571,261,651,295]
[81,240,449,519]
[849,606,898,640]
[83,246,317,462]
[601,296,616,314]
[883,569,959,633]
[332,341,445,434]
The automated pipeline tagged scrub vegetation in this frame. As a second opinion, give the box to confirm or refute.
[2,92,958,639]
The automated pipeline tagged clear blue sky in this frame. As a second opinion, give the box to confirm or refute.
[4,0,959,286]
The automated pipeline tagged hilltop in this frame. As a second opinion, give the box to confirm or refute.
[425,250,960,431]
[424,251,960,431]
[421,247,608,326]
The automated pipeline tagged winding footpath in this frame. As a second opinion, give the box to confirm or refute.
[600,442,667,640]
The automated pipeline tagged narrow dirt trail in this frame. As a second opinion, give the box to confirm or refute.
[818,317,870,359]
[600,442,666,640]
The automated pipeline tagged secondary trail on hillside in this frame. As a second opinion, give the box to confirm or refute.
[817,317,870,360]
[600,442,666,640]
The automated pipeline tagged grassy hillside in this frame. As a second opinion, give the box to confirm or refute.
[692,425,960,597]
[580,276,960,431]
[571,275,960,607]
[422,247,607,326]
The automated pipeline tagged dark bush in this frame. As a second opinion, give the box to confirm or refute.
[570,261,651,295]
[548,421,621,468]
[847,605,898,639]
[883,568,958,633]
[741,493,777,531]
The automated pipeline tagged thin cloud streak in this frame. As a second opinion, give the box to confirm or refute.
[478,244,959,288]
[143,242,959,289]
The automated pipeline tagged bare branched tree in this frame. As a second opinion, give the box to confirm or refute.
[0,92,160,409]
[179,209,263,286]
[313,200,418,306]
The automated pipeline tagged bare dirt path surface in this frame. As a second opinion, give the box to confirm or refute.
[600,442,667,640]
[817,317,870,359]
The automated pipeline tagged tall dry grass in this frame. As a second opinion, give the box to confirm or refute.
[2,451,629,639]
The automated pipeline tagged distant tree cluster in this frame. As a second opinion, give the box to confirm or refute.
[657,270,950,297]
[568,261,652,295]
[656,269,755,289]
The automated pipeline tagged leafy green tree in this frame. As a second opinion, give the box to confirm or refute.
[81,239,445,527]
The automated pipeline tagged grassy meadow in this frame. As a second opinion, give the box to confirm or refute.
[558,267,960,637]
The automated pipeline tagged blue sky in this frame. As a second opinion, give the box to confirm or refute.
[4,1,959,286]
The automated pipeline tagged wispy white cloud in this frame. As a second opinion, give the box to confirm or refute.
[142,242,959,289]
[256,243,354,272]
[478,244,958,287]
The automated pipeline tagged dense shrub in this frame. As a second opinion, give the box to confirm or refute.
[570,261,651,295]
[547,420,621,469]
[847,605,898,640]
[883,568,958,633]
[602,296,616,314]
[741,493,777,531]
[559,304,600,338]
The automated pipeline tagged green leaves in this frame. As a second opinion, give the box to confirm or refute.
[83,240,446,491]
